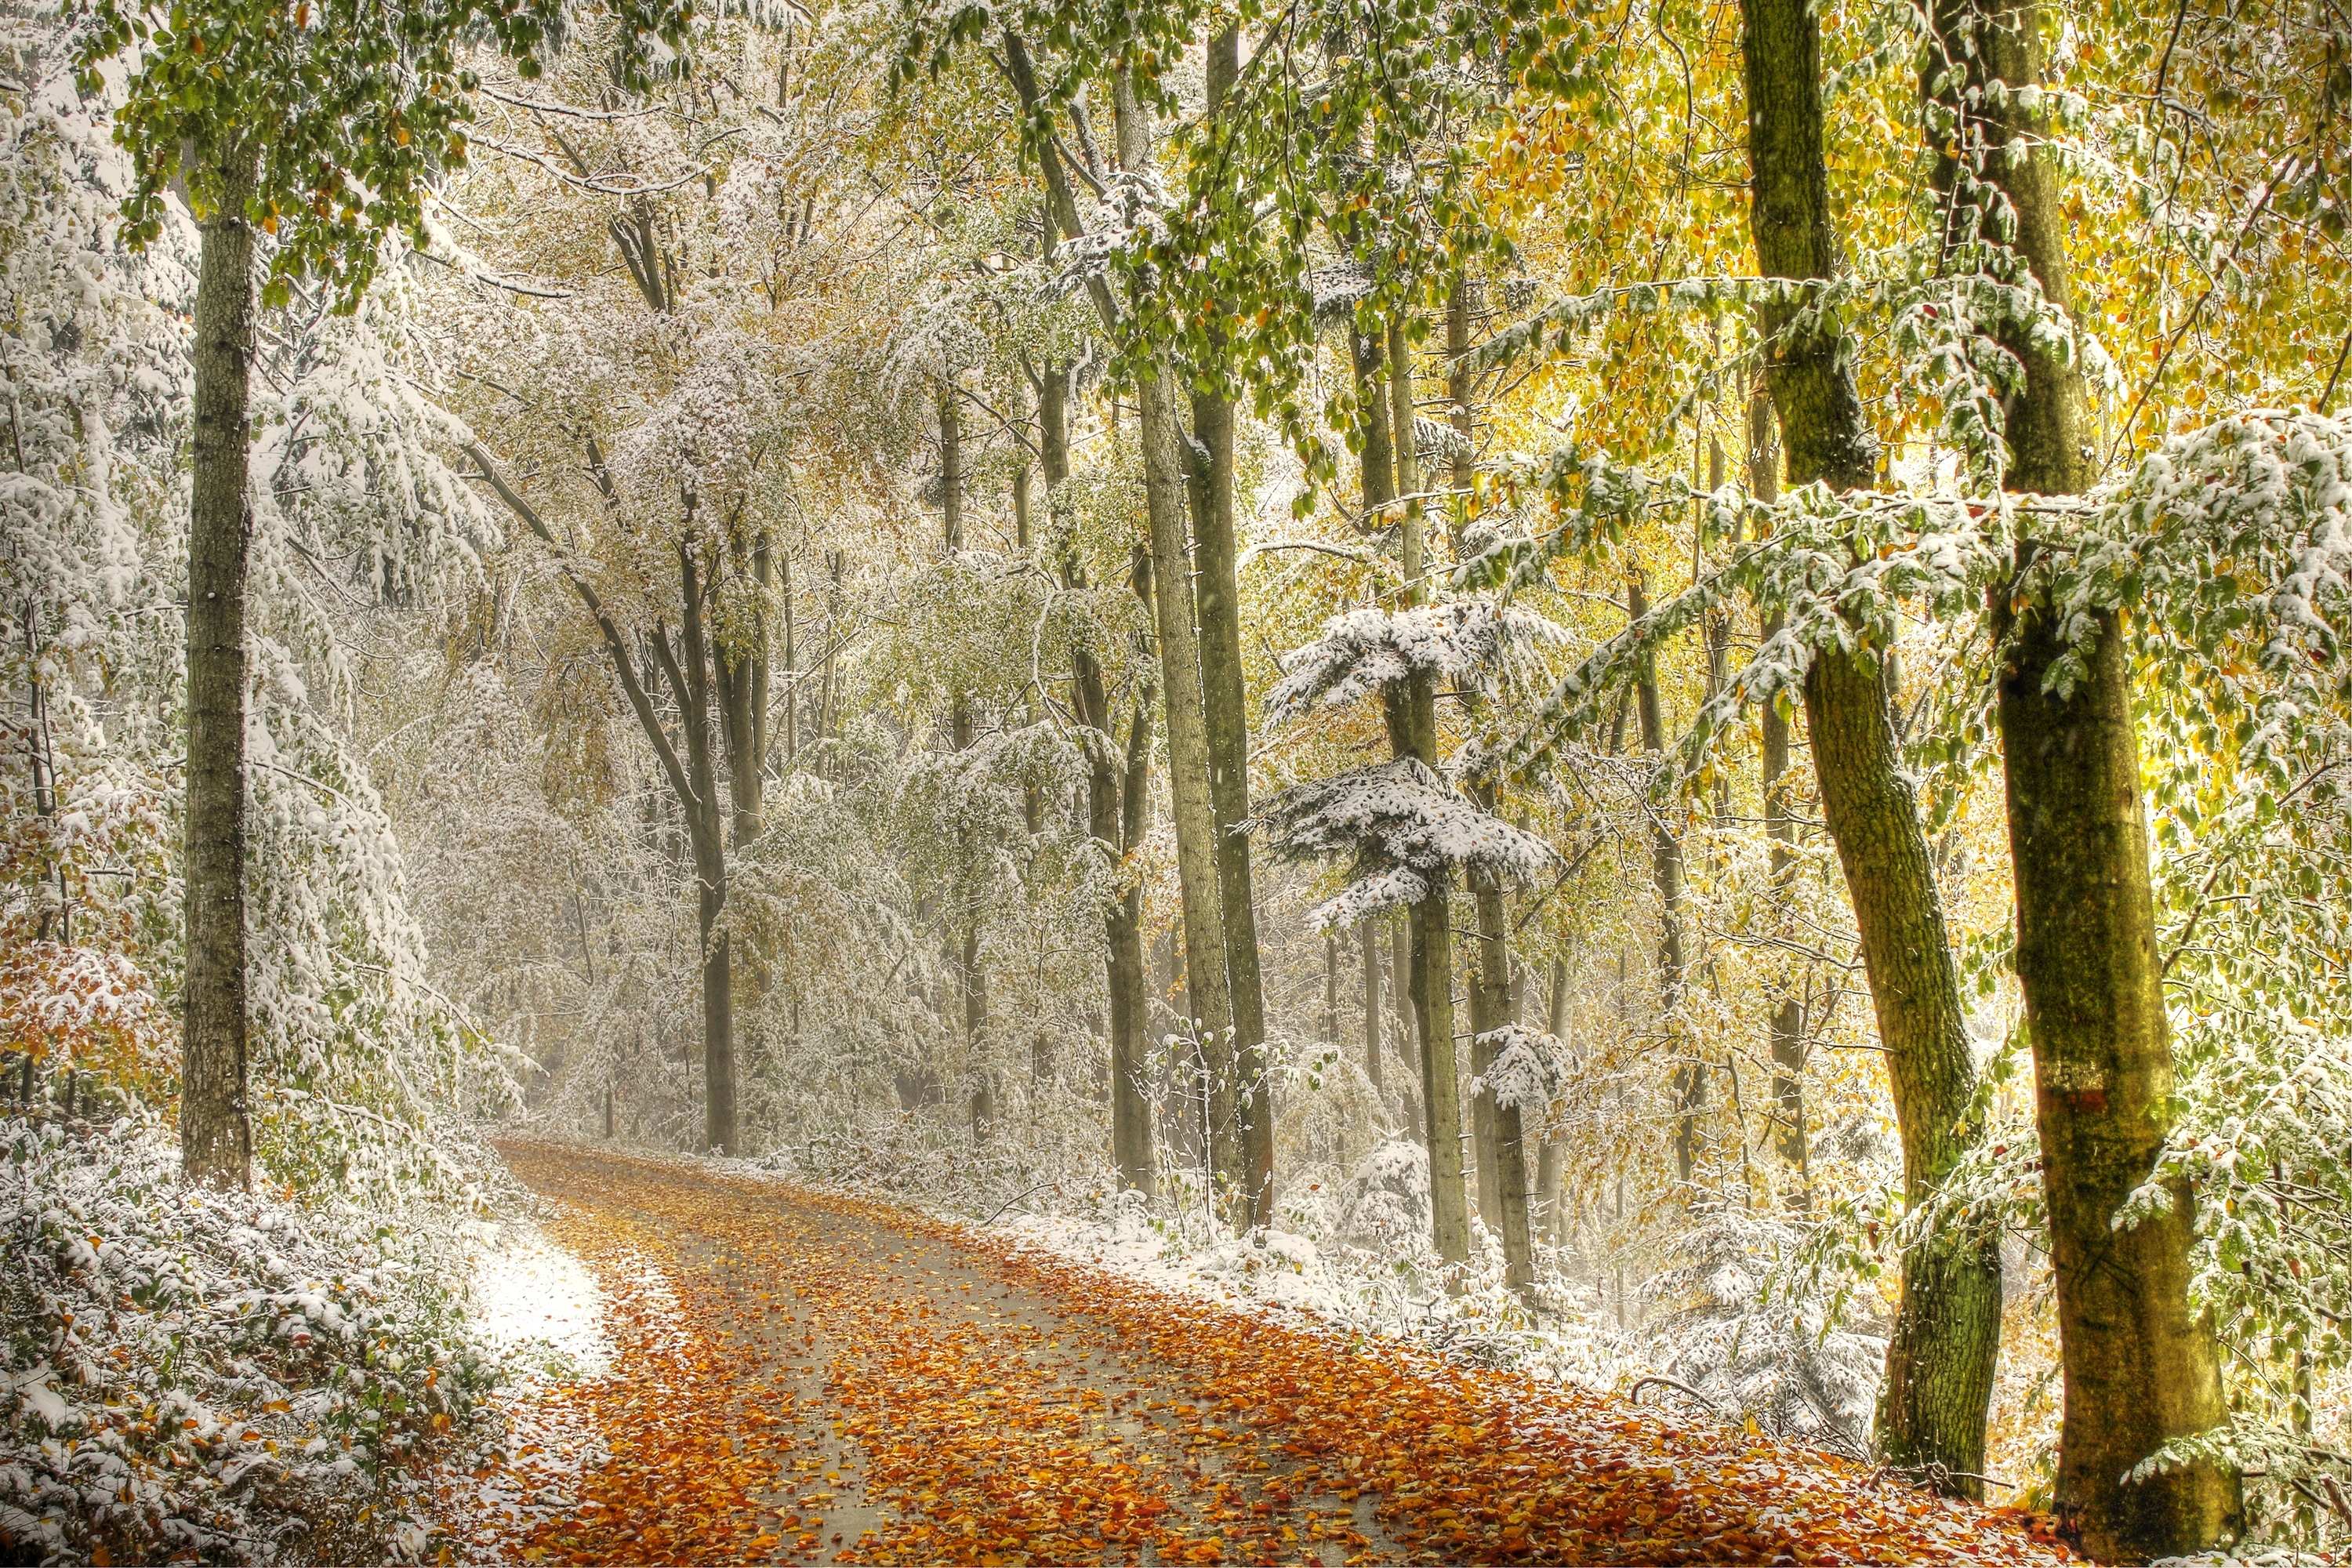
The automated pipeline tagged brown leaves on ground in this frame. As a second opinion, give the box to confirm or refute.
[451,1144,2066,1566]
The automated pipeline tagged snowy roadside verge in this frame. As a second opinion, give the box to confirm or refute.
[431,1219,615,1563]
[0,1115,495,1565]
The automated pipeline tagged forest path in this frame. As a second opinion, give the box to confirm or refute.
[458,1143,2064,1567]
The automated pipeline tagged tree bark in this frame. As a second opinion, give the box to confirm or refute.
[1470,845,1535,1300]
[1934,0,2240,1550]
[1188,24,1272,1229]
[938,378,963,551]
[1741,0,2000,1494]
[1751,394,1810,1206]
[1360,918,1383,1097]
[662,543,736,1156]
[1627,573,1699,1182]
[1385,359,1470,1274]
[182,143,258,1189]
[1048,344,1156,1196]
[1111,684,1156,1189]
[1101,75,1238,1208]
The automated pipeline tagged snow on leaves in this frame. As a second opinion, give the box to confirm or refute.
[1250,760,1556,929]
[1467,1025,1565,1117]
[0,1117,492,1565]
[1262,601,1566,728]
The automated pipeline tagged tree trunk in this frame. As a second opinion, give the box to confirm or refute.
[1352,325,1395,528]
[1932,0,2240,1550]
[939,378,962,551]
[1111,687,1156,1191]
[1102,77,1237,1214]
[1751,394,1810,1207]
[1323,934,1338,1045]
[665,544,737,1156]
[1536,958,1570,1243]
[1185,26,1273,1229]
[182,143,258,1189]
[1470,851,1535,1300]
[1627,573,1698,1182]
[1076,618,1156,1194]
[1361,919,1384,1098]
[1051,343,1156,1196]
[1385,371,1471,1275]
[964,924,993,1135]
[1740,0,2000,1494]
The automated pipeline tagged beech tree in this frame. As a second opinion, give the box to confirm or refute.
[79,0,691,1185]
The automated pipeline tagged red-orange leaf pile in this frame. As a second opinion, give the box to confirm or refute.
[446,1145,2068,1566]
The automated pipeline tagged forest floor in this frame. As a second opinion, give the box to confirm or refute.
[437,1143,2072,1566]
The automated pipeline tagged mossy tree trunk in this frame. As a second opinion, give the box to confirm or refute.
[1740,0,2002,1494]
[1931,0,2240,1552]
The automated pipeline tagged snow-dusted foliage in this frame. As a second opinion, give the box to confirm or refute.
[3,7,511,1198]
[1262,600,1566,727]
[1250,759,1556,928]
[1645,1200,1884,1458]
[0,1116,497,1563]
[1469,1025,1565,1116]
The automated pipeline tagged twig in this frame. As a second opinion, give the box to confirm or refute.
[1628,1374,1721,1412]
[981,1179,1063,1225]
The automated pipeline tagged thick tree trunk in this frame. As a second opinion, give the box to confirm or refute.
[1998,604,2237,1558]
[1187,27,1274,1229]
[1934,1,2239,1550]
[1741,0,2000,1494]
[183,145,259,1190]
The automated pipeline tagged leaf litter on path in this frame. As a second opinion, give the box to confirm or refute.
[444,1143,2068,1566]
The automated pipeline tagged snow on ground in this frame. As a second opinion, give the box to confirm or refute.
[463,1219,616,1378]
[438,1223,681,1561]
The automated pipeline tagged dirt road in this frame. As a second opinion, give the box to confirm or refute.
[451,1143,2063,1566]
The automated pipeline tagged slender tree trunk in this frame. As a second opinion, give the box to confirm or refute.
[182,144,258,1189]
[1627,574,1698,1182]
[1111,687,1156,1190]
[1352,326,1395,528]
[1076,605,1157,1193]
[1323,934,1338,1045]
[1470,849,1535,1300]
[1384,350,1471,1274]
[1535,958,1569,1244]
[1102,78,1236,1209]
[666,545,737,1156]
[1185,26,1273,1229]
[939,378,962,551]
[1932,1,2239,1550]
[1741,0,2000,1494]
[1048,347,1155,1196]
[1390,912,1421,1140]
[1361,919,1384,1098]
[1751,394,1810,1207]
